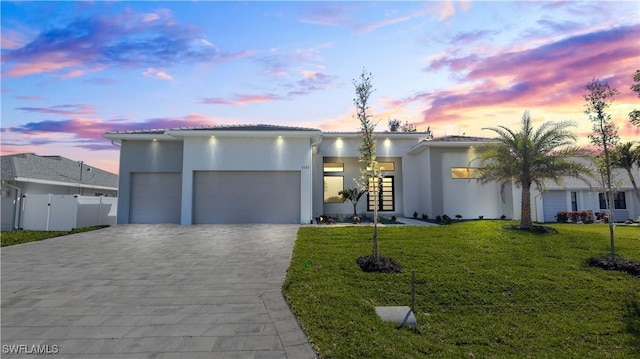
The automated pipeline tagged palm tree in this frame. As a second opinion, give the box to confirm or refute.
[339,187,367,217]
[473,111,589,230]
[613,142,640,203]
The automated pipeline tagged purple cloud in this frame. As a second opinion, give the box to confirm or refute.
[450,30,497,44]
[16,104,96,116]
[2,10,250,77]
[200,71,336,106]
[415,25,640,125]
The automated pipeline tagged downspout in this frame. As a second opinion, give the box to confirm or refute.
[2,181,22,230]
[309,135,323,223]
[310,135,323,154]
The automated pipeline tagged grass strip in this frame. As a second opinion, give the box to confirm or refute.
[1,225,109,247]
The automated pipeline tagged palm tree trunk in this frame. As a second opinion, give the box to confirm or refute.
[625,168,640,203]
[520,185,532,229]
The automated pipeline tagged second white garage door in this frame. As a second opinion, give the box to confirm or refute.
[193,171,301,224]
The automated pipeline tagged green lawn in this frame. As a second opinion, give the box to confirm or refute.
[1,226,108,247]
[283,221,640,358]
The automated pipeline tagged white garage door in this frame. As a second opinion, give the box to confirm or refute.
[130,173,182,224]
[543,191,566,223]
[193,171,300,224]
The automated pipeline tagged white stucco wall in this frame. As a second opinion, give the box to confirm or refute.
[180,136,313,225]
[439,150,506,219]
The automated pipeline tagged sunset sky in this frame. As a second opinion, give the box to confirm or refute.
[2,1,639,174]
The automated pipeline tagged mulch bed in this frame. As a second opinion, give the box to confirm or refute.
[586,256,640,277]
[357,255,403,273]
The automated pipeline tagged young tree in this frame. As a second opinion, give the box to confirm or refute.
[473,111,589,230]
[612,142,640,203]
[584,78,620,260]
[354,69,382,262]
[630,69,640,127]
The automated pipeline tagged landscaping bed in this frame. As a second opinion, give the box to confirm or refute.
[283,222,640,358]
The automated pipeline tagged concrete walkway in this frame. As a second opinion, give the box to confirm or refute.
[1,224,316,359]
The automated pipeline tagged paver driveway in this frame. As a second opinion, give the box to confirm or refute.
[1,224,316,359]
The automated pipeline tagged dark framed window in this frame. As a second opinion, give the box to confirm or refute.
[599,192,626,209]
[571,192,578,211]
[367,176,394,211]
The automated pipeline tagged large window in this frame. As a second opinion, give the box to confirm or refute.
[368,176,395,211]
[451,167,479,179]
[599,192,626,209]
[323,162,344,203]
[324,176,344,203]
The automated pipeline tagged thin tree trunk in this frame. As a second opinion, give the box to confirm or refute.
[603,141,616,261]
[373,177,379,263]
[607,190,616,260]
[520,184,533,229]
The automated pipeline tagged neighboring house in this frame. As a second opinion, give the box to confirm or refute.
[1,153,118,231]
[103,124,640,225]
[533,157,640,223]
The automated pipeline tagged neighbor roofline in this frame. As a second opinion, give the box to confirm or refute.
[3,177,118,191]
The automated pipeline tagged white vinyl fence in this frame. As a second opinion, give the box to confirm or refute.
[18,194,117,231]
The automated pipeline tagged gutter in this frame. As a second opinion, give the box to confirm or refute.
[2,181,22,230]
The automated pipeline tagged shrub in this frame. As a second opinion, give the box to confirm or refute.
[435,215,442,224]
[455,214,462,219]
[500,215,507,220]
[442,214,452,225]
[556,210,594,224]
[478,215,484,220]
[556,212,569,223]
[421,213,429,220]
[413,211,418,219]
[391,215,397,222]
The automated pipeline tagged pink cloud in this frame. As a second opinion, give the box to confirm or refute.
[0,29,29,49]
[142,68,173,80]
[416,25,639,129]
[3,53,83,77]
